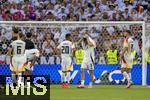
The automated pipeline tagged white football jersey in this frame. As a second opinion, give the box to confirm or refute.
[11,40,26,56]
[82,42,95,61]
[57,40,75,58]
[123,37,134,56]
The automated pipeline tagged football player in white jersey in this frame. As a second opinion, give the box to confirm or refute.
[77,34,96,88]
[7,32,27,86]
[57,34,75,88]
[121,30,134,88]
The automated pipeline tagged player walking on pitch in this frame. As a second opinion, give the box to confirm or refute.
[77,34,96,88]
[57,34,75,88]
[120,30,134,88]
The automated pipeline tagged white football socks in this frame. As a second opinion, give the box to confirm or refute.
[62,73,66,83]
[128,72,132,83]
[66,72,70,84]
[89,82,93,86]
[123,72,131,83]
[81,80,85,85]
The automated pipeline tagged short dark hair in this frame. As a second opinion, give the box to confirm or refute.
[19,32,23,38]
[126,30,132,35]
[65,34,71,39]
[26,32,32,38]
[13,27,19,33]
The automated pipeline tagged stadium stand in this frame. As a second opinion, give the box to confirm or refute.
[0,0,149,65]
[0,0,149,22]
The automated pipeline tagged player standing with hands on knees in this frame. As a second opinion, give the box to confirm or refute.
[57,34,75,88]
[120,30,134,88]
[77,33,96,88]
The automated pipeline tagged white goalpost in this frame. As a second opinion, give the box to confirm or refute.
[142,22,146,86]
[0,21,147,85]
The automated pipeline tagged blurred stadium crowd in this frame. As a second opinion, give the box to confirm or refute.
[0,0,149,21]
[0,24,144,65]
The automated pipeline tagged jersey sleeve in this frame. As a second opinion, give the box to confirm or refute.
[9,42,14,48]
[128,37,134,45]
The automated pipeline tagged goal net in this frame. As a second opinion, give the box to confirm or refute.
[0,21,149,86]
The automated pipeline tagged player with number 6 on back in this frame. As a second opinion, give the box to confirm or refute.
[57,34,75,88]
[7,28,27,87]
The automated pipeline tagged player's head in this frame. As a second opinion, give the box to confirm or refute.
[124,30,132,37]
[18,32,24,40]
[13,27,19,34]
[65,34,71,41]
[82,37,87,45]
[12,27,19,40]
[26,32,32,39]
[82,33,89,45]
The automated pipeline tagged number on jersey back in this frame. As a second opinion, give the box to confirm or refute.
[57,40,75,57]
[11,40,26,56]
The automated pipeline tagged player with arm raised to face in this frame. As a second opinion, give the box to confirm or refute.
[77,33,96,88]
[7,31,27,87]
[121,30,134,88]
[57,34,75,88]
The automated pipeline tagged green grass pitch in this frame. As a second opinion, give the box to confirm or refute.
[50,85,150,100]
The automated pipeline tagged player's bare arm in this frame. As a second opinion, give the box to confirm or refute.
[121,47,128,64]
[7,46,13,56]
[72,43,76,57]
[86,36,96,47]
[56,45,61,56]
[5,46,13,65]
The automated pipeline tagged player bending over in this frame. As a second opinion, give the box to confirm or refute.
[24,33,40,74]
[120,30,134,88]
[24,32,40,86]
[57,34,75,88]
[77,34,96,88]
[7,32,27,87]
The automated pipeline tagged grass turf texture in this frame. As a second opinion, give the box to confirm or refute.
[50,85,150,100]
